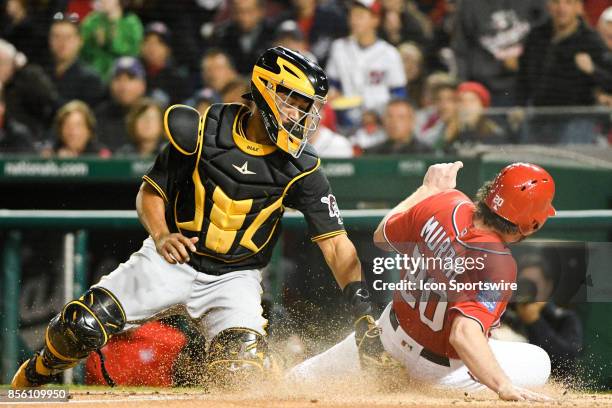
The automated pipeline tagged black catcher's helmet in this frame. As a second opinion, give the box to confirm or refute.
[248,46,328,158]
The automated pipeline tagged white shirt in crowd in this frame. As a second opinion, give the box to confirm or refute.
[310,126,354,158]
[326,37,406,114]
[349,127,387,150]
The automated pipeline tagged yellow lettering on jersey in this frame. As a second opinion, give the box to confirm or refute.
[205,186,253,254]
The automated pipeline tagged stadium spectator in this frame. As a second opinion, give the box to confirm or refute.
[365,99,430,154]
[64,0,94,20]
[191,88,216,116]
[594,8,612,113]
[0,85,34,153]
[583,0,610,27]
[452,0,547,106]
[48,100,111,158]
[219,77,251,106]
[319,102,339,132]
[116,98,165,157]
[0,39,59,144]
[592,8,612,92]
[273,20,316,62]
[425,0,459,74]
[517,0,610,107]
[572,14,612,98]
[418,71,456,108]
[95,56,146,150]
[515,254,583,381]
[197,48,239,102]
[398,42,426,107]
[45,12,105,108]
[598,7,612,50]
[0,0,46,64]
[349,110,386,152]
[379,0,432,47]
[414,0,448,27]
[80,0,144,80]
[326,0,407,126]
[123,0,205,72]
[445,81,505,150]
[140,21,190,106]
[415,79,458,150]
[596,90,612,107]
[516,0,611,144]
[309,126,353,158]
[211,0,276,76]
[278,0,348,64]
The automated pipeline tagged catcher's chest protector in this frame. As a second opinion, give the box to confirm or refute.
[169,103,319,273]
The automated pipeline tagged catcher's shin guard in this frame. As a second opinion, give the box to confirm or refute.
[11,353,47,388]
[203,328,269,390]
[16,287,126,387]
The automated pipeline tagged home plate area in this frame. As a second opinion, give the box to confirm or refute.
[2,383,610,408]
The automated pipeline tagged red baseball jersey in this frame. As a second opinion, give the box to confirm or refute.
[384,189,516,359]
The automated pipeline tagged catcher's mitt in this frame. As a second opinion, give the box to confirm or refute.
[354,314,402,371]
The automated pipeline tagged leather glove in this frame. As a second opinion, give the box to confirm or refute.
[343,282,400,370]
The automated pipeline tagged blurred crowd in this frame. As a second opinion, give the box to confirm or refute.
[0,0,611,158]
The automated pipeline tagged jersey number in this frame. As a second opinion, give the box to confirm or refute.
[399,245,447,332]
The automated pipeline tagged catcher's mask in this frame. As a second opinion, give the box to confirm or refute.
[247,46,328,158]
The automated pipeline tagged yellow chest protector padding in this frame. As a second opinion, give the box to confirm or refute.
[164,104,203,155]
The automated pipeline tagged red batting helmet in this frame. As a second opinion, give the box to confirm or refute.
[484,163,556,235]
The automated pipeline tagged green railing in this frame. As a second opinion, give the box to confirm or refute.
[2,154,612,210]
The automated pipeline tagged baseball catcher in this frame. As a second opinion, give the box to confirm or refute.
[12,47,378,389]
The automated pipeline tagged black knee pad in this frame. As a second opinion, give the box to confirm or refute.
[204,328,269,389]
[44,287,126,365]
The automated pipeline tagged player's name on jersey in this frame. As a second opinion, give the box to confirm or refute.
[372,278,517,293]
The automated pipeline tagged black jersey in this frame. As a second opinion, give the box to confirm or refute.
[143,103,345,274]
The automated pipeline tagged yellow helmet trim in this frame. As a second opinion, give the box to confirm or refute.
[252,57,315,97]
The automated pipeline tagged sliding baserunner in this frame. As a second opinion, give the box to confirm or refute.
[290,161,556,402]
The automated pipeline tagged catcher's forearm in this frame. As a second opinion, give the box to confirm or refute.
[316,234,374,322]
[450,316,512,394]
[136,182,170,241]
[317,233,361,289]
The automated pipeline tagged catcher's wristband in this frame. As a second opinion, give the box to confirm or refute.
[343,281,373,319]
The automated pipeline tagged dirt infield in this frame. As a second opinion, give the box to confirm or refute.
[2,383,611,408]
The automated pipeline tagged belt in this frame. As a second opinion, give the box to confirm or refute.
[389,307,451,367]
[186,255,241,276]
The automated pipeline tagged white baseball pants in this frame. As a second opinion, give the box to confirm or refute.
[289,303,550,391]
[92,237,267,341]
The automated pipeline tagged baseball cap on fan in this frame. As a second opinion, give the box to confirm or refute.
[275,20,305,43]
[144,21,172,46]
[352,0,382,14]
[111,56,145,80]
